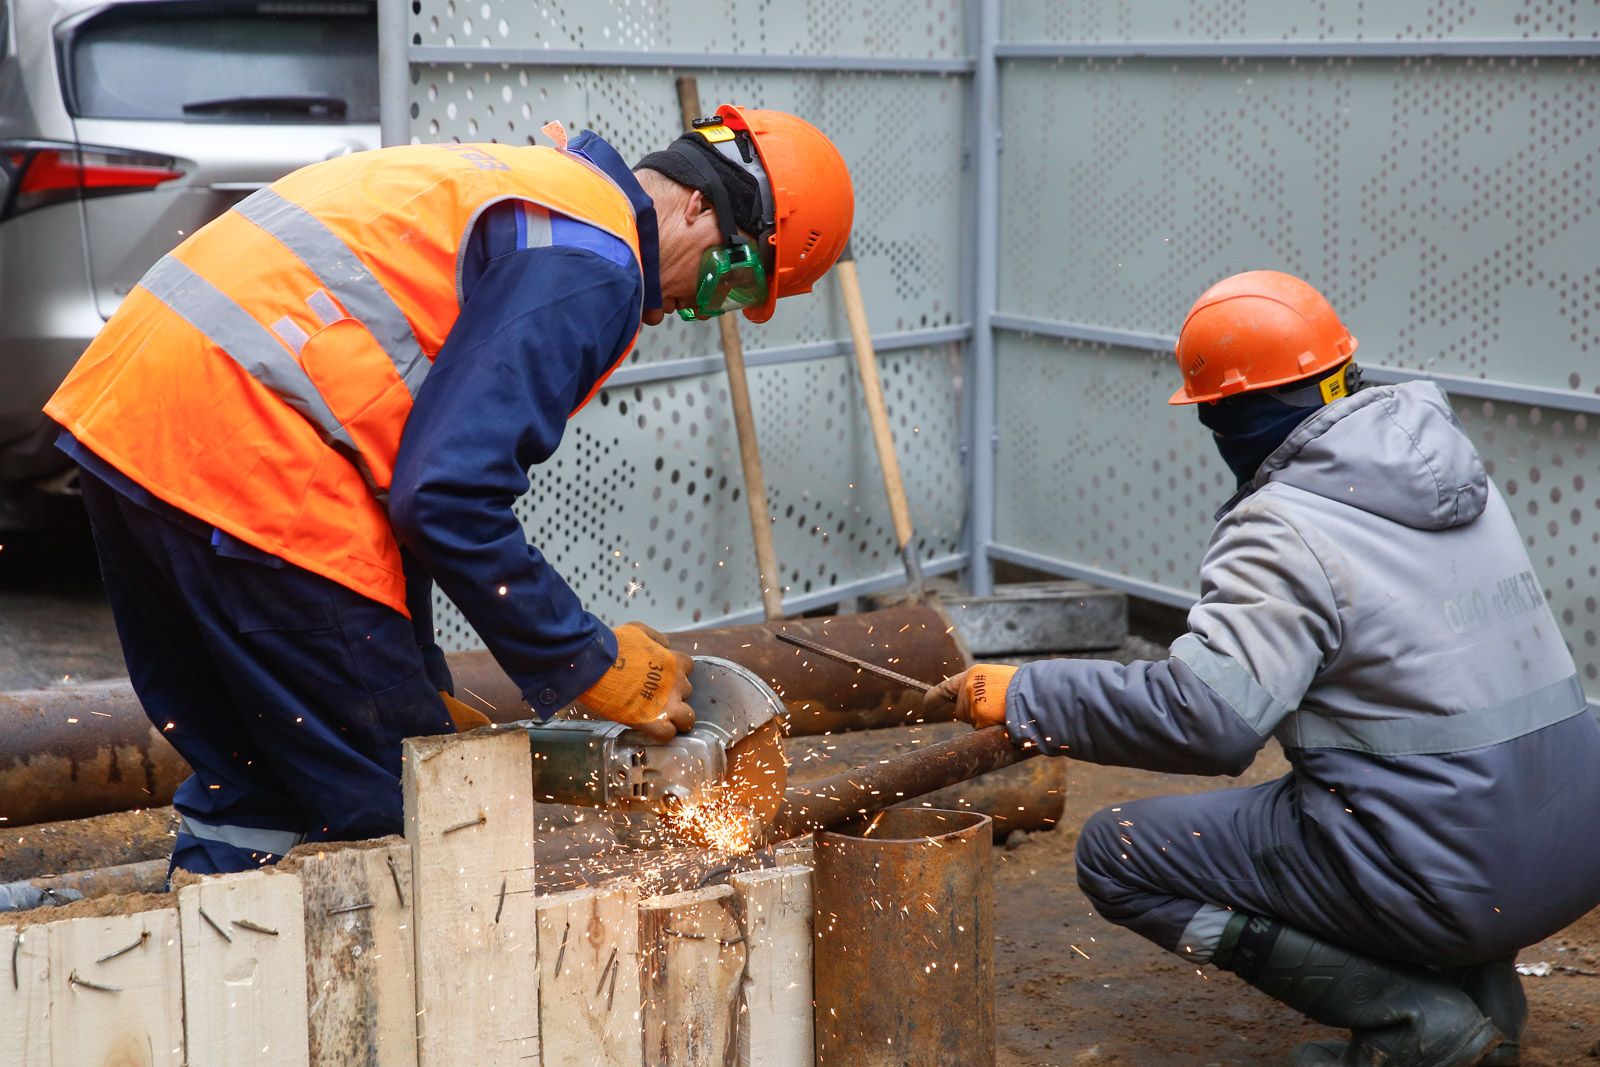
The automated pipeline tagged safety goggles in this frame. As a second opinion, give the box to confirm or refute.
[668,119,778,321]
[678,240,770,321]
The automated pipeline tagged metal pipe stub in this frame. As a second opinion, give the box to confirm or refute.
[812,807,995,1066]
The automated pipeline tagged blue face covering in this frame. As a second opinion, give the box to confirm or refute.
[1196,392,1317,487]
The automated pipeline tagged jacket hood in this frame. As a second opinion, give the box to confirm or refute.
[1240,381,1488,530]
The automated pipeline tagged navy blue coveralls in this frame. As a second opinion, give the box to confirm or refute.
[60,133,662,874]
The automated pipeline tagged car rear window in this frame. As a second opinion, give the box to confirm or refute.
[64,1,378,123]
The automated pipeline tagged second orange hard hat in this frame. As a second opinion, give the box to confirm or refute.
[1170,270,1358,405]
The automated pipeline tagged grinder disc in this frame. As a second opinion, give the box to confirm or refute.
[723,717,787,826]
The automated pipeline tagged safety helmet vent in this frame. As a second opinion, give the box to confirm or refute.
[799,228,822,259]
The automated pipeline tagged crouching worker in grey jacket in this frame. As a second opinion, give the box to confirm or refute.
[927,271,1600,1067]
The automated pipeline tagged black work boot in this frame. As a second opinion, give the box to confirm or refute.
[1454,959,1525,1066]
[1212,915,1502,1067]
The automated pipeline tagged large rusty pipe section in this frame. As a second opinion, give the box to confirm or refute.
[812,807,995,1065]
[785,722,1065,838]
[0,607,966,827]
[768,726,1037,843]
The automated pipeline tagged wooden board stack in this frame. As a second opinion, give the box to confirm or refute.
[0,727,817,1066]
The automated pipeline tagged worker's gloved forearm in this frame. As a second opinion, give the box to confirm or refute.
[578,623,695,741]
[922,664,1019,730]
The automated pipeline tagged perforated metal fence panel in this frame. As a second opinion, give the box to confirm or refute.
[410,0,968,58]
[391,0,1600,697]
[395,1,974,649]
[1002,1,1593,42]
[987,4,1600,700]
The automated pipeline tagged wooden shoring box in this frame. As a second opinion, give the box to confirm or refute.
[0,725,824,1066]
[403,727,540,1065]
[0,895,184,1066]
[178,867,310,1066]
[287,838,418,1067]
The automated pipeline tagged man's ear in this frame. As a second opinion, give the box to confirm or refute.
[684,187,716,226]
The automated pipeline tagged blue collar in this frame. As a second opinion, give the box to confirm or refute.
[565,130,662,314]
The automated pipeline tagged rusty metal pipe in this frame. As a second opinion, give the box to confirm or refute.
[768,726,1036,842]
[812,807,995,1065]
[444,604,967,733]
[0,606,967,828]
[785,723,1064,838]
[26,858,170,900]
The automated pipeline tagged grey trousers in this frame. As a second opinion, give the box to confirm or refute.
[1073,774,1498,967]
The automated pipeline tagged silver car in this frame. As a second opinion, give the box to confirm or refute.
[0,0,379,528]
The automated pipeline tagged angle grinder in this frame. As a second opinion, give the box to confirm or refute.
[521,656,788,846]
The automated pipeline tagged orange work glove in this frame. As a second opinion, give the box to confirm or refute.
[578,623,695,742]
[440,690,493,732]
[922,664,1019,730]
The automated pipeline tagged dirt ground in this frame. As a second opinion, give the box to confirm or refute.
[992,747,1600,1066]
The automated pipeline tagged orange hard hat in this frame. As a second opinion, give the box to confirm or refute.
[716,104,853,323]
[1170,270,1358,405]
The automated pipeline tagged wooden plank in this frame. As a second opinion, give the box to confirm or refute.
[639,885,745,1067]
[47,906,184,1065]
[294,841,417,1067]
[773,838,814,869]
[535,883,641,1067]
[0,923,50,1067]
[730,867,813,1067]
[403,729,538,1066]
[178,869,310,1067]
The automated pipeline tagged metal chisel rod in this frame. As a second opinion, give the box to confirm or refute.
[773,631,938,693]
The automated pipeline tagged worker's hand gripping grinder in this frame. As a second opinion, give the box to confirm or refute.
[522,657,788,844]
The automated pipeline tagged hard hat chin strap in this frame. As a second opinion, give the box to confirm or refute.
[667,139,744,248]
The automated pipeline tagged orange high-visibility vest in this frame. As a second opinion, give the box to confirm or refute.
[47,141,643,615]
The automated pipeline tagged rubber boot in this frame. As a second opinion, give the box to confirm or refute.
[1289,957,1526,1066]
[1212,915,1502,1067]
[1455,959,1525,1066]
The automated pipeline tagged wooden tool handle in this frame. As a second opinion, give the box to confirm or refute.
[835,254,917,553]
[675,76,785,621]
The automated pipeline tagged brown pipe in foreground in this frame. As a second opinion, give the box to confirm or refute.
[767,726,1037,843]
[784,722,1064,838]
[812,807,995,1065]
[0,606,967,827]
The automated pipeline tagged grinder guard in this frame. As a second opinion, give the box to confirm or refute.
[524,656,786,843]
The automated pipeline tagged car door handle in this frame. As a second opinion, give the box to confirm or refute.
[207,181,271,192]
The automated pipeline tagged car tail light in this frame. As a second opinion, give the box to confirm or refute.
[0,140,184,221]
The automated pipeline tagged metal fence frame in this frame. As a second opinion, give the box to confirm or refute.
[379,1,1600,638]
[972,8,1600,602]
[378,0,979,622]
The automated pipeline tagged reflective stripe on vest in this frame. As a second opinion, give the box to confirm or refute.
[140,254,385,495]
[234,188,431,397]
[143,190,581,498]
[48,140,645,616]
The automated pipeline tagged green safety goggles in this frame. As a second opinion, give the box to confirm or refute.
[677,240,770,321]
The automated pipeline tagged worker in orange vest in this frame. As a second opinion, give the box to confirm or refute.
[46,107,853,874]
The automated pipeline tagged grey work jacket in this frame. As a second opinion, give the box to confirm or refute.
[1009,382,1600,952]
